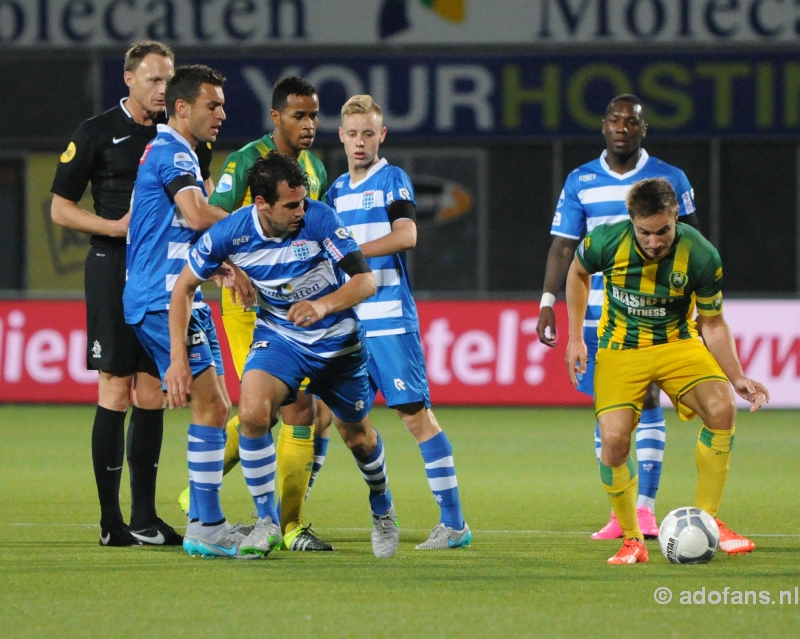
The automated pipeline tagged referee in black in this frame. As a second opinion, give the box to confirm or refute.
[50,41,212,547]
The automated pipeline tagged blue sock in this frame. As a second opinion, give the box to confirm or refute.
[594,420,601,461]
[308,435,330,490]
[419,431,464,529]
[188,481,199,521]
[636,407,666,511]
[239,432,278,522]
[187,424,225,524]
[354,433,392,515]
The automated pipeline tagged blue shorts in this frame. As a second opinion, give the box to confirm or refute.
[243,328,373,423]
[575,327,598,397]
[131,305,223,389]
[366,332,431,408]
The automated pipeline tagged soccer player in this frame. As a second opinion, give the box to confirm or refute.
[537,94,700,540]
[168,153,400,559]
[49,41,211,547]
[177,76,333,551]
[565,177,768,564]
[123,65,250,556]
[326,95,470,550]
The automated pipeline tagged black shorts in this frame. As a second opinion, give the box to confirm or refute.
[84,246,159,377]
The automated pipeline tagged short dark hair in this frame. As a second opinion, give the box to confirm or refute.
[605,93,645,118]
[626,178,678,219]
[248,153,309,205]
[165,65,225,117]
[272,76,317,111]
[124,40,173,73]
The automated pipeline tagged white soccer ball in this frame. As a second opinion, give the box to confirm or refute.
[658,507,720,564]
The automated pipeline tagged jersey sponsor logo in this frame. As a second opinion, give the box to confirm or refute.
[292,240,310,260]
[190,248,204,267]
[173,152,195,171]
[232,235,250,246]
[251,340,270,349]
[334,227,351,240]
[60,142,76,163]
[670,271,688,290]
[323,237,344,261]
[186,331,207,346]
[216,173,233,193]
[611,285,669,317]
[112,135,130,145]
[362,191,375,210]
[262,281,322,302]
[579,173,597,182]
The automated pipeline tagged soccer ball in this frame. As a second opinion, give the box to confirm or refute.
[658,507,720,564]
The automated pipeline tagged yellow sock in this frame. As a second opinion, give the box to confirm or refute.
[695,424,734,517]
[600,457,641,539]
[222,415,241,476]
[277,423,314,535]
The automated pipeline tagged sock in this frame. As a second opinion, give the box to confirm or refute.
[188,481,199,522]
[240,432,279,522]
[92,406,126,530]
[223,415,241,475]
[593,421,601,461]
[126,406,164,530]
[306,433,330,499]
[419,431,464,529]
[354,432,392,515]
[187,424,225,524]
[276,424,314,534]
[695,424,734,517]
[636,407,666,511]
[600,457,640,539]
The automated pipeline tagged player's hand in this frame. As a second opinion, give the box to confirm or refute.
[109,212,131,237]
[565,339,587,387]
[537,307,558,347]
[227,262,257,310]
[288,300,326,327]
[732,376,770,412]
[164,358,193,409]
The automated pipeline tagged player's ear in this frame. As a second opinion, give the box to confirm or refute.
[270,109,281,128]
[379,127,387,143]
[339,126,345,143]
[124,71,133,89]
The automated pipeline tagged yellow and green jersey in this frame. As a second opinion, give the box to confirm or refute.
[209,134,327,212]
[576,220,723,350]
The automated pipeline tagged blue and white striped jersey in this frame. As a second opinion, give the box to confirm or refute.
[187,200,366,359]
[124,124,206,324]
[326,158,419,337]
[551,150,695,330]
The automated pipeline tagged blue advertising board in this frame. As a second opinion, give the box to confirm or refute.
[102,52,800,140]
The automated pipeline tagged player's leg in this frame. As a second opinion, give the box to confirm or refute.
[634,383,666,538]
[277,390,315,536]
[306,398,333,500]
[236,367,291,558]
[594,347,650,564]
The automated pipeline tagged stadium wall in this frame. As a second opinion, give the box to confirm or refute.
[1,299,797,408]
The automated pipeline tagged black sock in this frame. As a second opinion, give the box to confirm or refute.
[127,406,165,530]
[92,406,126,530]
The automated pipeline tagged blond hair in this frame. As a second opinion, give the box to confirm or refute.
[341,95,383,127]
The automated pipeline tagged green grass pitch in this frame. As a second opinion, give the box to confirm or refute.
[1,405,798,638]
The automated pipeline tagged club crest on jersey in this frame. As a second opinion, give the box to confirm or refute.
[292,240,310,260]
[712,294,723,311]
[670,271,688,290]
[173,152,194,171]
[361,191,375,210]
[307,173,320,196]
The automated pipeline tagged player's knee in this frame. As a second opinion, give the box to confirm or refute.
[98,372,133,411]
[237,399,277,438]
[705,393,737,429]
[336,420,374,457]
[599,431,631,466]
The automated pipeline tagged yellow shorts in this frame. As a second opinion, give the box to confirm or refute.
[594,338,728,421]
[220,287,310,391]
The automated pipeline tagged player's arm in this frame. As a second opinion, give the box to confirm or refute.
[359,201,417,258]
[565,256,592,387]
[50,194,129,237]
[164,265,205,408]
[537,236,580,347]
[699,314,769,411]
[172,182,227,231]
[287,252,376,327]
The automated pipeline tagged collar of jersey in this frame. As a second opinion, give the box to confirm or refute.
[250,204,294,243]
[600,148,649,181]
[348,157,388,189]
[156,124,197,156]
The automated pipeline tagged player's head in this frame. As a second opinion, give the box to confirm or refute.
[165,65,226,143]
[249,153,309,235]
[339,95,387,172]
[627,178,678,261]
[270,77,319,156]
[602,94,647,162]
[124,40,175,117]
